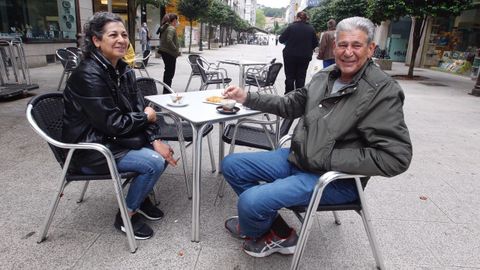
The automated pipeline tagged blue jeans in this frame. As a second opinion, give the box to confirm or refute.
[81,147,166,212]
[222,148,358,238]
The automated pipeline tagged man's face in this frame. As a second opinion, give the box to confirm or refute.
[334,29,375,82]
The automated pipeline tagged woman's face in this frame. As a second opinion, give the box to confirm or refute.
[93,21,129,66]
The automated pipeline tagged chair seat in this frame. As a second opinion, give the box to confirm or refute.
[288,200,362,212]
[66,171,139,182]
[206,78,232,85]
[158,121,214,141]
[222,124,276,150]
[245,77,271,87]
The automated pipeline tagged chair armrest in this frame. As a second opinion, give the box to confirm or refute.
[277,134,293,148]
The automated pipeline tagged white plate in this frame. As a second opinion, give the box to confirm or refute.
[167,102,188,107]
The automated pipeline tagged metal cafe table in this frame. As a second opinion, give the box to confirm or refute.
[219,59,269,89]
[146,89,262,242]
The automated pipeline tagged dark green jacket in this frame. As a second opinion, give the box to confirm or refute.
[244,60,412,177]
[158,24,180,57]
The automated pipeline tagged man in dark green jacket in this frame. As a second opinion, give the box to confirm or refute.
[221,17,412,258]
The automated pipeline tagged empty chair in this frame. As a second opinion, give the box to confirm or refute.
[136,77,217,198]
[275,135,385,270]
[196,57,232,90]
[133,49,152,77]
[184,54,202,92]
[244,62,283,95]
[26,93,138,253]
[56,48,80,91]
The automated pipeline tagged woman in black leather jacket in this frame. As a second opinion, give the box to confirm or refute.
[62,12,177,240]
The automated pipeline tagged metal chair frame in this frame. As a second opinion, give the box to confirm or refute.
[56,48,80,91]
[26,93,138,253]
[244,62,283,95]
[276,135,386,270]
[196,57,232,90]
[133,50,152,77]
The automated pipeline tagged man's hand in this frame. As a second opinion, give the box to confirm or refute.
[222,85,247,104]
[144,107,157,123]
[152,140,178,166]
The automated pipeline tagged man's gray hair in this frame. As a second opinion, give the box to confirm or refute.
[335,17,375,44]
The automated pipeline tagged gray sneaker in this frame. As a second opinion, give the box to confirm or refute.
[242,229,298,257]
[224,216,247,239]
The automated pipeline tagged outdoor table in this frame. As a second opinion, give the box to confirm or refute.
[219,59,269,89]
[146,89,262,242]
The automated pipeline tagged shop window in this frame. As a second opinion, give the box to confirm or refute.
[0,0,77,42]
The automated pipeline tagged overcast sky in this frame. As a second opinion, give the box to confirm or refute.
[256,0,289,8]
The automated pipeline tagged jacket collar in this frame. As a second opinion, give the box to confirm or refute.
[330,58,373,85]
[91,49,128,75]
[323,59,374,100]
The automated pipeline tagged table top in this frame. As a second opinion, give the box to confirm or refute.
[146,89,262,125]
[219,59,269,66]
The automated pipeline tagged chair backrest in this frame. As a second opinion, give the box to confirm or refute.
[265,62,283,86]
[142,49,151,65]
[136,77,174,125]
[66,47,82,58]
[27,93,67,166]
[56,48,79,71]
[195,57,210,83]
[279,118,294,138]
[188,54,201,75]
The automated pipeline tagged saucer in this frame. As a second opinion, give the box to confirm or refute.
[167,102,188,107]
[216,106,240,114]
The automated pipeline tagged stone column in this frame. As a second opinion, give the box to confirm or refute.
[471,72,480,96]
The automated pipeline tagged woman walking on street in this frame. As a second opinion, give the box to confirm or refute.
[157,13,181,94]
[279,11,318,94]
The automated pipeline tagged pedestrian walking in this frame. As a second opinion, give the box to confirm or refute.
[157,13,181,94]
[317,19,336,68]
[140,22,150,52]
[279,11,318,94]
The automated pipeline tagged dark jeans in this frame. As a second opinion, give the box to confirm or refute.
[160,52,177,94]
[283,52,311,94]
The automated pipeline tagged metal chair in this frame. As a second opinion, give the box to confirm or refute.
[244,62,283,95]
[133,49,152,77]
[26,93,138,253]
[276,135,386,270]
[136,77,217,198]
[56,48,80,91]
[196,57,232,90]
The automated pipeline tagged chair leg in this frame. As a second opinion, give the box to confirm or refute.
[143,67,150,78]
[37,176,68,243]
[332,211,341,225]
[179,139,192,199]
[185,73,193,92]
[206,133,216,173]
[57,71,66,91]
[77,181,90,203]
[37,151,74,243]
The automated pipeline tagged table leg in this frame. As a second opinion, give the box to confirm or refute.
[218,121,225,174]
[239,65,245,89]
[191,123,209,242]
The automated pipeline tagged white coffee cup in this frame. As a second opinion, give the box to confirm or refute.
[170,94,184,104]
[221,99,236,111]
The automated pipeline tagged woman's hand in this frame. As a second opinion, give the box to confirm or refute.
[152,140,178,166]
[222,85,247,104]
[144,107,157,123]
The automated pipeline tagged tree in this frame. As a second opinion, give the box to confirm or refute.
[309,0,368,32]
[204,0,230,49]
[177,0,209,53]
[255,9,266,29]
[262,7,286,18]
[367,0,473,78]
[308,0,334,32]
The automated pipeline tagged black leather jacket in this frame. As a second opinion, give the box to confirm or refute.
[62,50,161,172]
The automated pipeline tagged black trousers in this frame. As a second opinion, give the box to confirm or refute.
[160,52,177,94]
[283,52,311,94]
